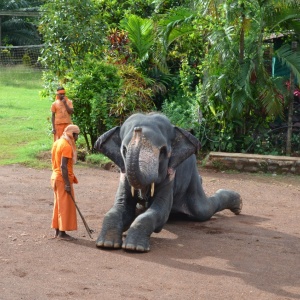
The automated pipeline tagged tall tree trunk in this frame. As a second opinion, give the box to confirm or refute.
[239,18,245,64]
[286,80,294,156]
[0,17,2,46]
[286,41,297,156]
[238,5,245,138]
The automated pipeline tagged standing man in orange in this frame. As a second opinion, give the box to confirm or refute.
[51,124,80,240]
[51,87,74,141]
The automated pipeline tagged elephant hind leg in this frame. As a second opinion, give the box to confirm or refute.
[212,189,242,215]
[186,189,242,221]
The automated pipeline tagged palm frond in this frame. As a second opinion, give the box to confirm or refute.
[263,1,300,31]
[275,44,300,85]
[2,19,41,45]
[231,89,247,116]
[288,20,300,34]
[241,60,255,92]
[207,26,237,60]
[230,60,255,114]
[120,15,154,62]
[203,74,227,104]
[158,8,195,49]
[260,86,284,116]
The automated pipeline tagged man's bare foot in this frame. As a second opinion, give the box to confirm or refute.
[57,231,76,241]
[48,229,59,240]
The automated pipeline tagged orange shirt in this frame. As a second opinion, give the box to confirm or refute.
[51,99,73,124]
[51,138,75,183]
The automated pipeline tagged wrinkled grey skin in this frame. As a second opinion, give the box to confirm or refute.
[94,113,242,252]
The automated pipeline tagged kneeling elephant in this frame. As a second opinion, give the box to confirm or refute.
[94,113,242,252]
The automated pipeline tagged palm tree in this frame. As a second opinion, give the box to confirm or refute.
[0,0,43,46]
[119,14,174,107]
[195,0,300,152]
[154,0,300,152]
[201,1,300,112]
[120,15,155,64]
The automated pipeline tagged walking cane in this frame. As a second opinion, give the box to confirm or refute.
[68,191,94,239]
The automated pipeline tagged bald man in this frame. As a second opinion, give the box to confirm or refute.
[51,124,80,240]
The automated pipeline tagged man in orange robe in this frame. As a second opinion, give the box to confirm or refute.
[51,124,80,240]
[51,87,74,141]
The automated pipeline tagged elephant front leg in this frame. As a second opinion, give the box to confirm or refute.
[97,174,136,249]
[96,207,124,249]
[122,211,159,252]
[123,190,173,252]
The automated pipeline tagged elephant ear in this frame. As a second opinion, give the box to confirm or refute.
[94,127,125,172]
[168,127,201,170]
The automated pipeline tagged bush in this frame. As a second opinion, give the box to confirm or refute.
[66,56,122,150]
[85,153,111,165]
[162,94,199,132]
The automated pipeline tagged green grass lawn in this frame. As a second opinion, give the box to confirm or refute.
[0,65,112,168]
[0,66,53,167]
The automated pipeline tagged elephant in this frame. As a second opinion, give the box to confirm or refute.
[94,112,242,252]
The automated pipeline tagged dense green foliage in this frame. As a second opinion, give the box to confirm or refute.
[38,0,107,75]
[193,0,300,154]
[66,57,122,150]
[36,0,300,155]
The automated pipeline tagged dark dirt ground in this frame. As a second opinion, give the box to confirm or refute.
[0,163,300,300]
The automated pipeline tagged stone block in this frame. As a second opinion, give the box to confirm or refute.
[204,152,300,175]
[244,166,259,172]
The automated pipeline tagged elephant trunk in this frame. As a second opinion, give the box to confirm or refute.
[126,127,159,190]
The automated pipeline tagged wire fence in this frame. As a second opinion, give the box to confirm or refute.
[0,45,44,88]
[0,44,44,70]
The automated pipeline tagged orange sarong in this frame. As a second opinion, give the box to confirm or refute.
[51,179,77,231]
[53,123,70,141]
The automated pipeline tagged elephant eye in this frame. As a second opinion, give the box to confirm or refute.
[122,146,127,158]
[159,146,167,160]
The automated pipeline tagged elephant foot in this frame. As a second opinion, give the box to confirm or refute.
[96,239,122,249]
[122,231,151,252]
[122,243,150,252]
[230,196,243,215]
[214,189,243,216]
[122,242,150,252]
[95,229,123,249]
